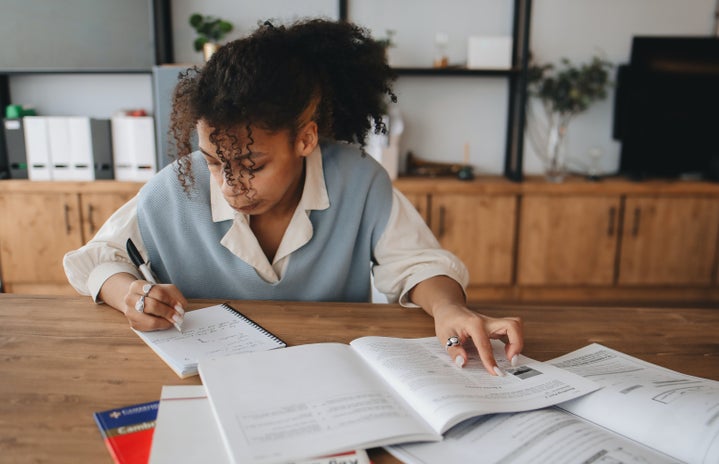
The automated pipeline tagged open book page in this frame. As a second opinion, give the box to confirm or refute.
[149,385,371,464]
[198,343,440,464]
[349,337,600,434]
[387,407,680,464]
[549,343,719,464]
[133,304,285,378]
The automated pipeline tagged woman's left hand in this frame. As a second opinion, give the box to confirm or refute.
[432,303,523,376]
[409,275,524,376]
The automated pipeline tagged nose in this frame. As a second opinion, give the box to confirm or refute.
[219,172,249,196]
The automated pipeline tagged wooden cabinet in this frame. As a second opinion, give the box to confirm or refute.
[618,196,719,285]
[395,178,518,290]
[397,176,719,304]
[517,195,621,285]
[517,192,719,289]
[0,181,142,294]
[2,177,718,303]
[430,194,516,286]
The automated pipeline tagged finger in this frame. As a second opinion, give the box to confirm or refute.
[488,317,524,363]
[467,326,503,376]
[123,297,174,332]
[446,344,468,368]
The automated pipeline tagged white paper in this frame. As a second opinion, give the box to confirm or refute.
[149,385,371,464]
[550,343,719,464]
[388,407,679,464]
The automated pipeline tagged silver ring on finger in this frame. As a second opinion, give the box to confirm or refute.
[446,335,460,351]
[135,295,145,313]
[142,283,155,297]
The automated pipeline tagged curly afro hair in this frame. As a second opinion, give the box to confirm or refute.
[168,18,397,192]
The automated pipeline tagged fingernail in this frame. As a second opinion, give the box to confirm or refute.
[494,366,506,377]
[174,304,185,316]
[511,355,519,367]
[172,314,184,325]
[455,356,465,367]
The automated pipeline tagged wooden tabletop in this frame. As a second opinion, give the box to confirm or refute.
[1,294,718,463]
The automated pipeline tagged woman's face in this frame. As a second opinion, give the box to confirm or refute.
[197,120,317,217]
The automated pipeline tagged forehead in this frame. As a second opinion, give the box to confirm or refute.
[197,120,289,149]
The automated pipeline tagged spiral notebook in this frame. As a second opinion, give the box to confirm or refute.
[133,303,286,378]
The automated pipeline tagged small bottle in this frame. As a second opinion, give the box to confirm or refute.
[433,33,449,68]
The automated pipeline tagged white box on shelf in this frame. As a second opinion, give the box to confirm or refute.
[467,36,513,70]
[111,116,157,181]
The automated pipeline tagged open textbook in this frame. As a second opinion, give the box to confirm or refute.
[198,336,600,464]
[388,343,719,464]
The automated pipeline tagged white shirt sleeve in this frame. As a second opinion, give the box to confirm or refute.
[372,188,469,307]
[62,194,144,302]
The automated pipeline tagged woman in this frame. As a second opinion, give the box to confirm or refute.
[64,19,522,375]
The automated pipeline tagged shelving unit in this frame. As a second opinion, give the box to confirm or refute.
[0,0,174,179]
[1,0,532,181]
[339,0,532,181]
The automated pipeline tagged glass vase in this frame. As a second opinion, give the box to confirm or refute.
[543,119,569,183]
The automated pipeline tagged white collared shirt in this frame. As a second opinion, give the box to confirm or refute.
[63,145,468,306]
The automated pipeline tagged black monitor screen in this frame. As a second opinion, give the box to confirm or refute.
[614,37,719,180]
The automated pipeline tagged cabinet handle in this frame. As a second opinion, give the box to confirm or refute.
[438,206,446,239]
[631,207,641,237]
[64,204,72,235]
[87,204,96,234]
[607,206,616,236]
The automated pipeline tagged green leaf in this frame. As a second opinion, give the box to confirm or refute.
[189,13,203,28]
[193,37,208,52]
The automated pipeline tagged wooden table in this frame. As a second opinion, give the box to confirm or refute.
[1,294,718,463]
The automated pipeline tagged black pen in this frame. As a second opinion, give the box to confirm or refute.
[126,238,158,284]
[126,238,182,332]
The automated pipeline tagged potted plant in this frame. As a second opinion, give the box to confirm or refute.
[189,13,234,62]
[526,55,613,181]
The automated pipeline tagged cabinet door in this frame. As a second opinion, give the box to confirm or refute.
[431,194,516,286]
[517,195,621,285]
[0,192,83,285]
[618,196,719,285]
[80,192,136,241]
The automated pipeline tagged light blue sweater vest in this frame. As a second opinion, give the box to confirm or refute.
[137,141,393,302]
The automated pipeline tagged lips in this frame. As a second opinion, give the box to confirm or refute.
[233,203,259,214]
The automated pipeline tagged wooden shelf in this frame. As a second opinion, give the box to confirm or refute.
[393,67,519,77]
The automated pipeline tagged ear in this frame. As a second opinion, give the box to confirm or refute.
[295,121,318,158]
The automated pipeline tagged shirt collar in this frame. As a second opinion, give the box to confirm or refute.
[209,143,329,222]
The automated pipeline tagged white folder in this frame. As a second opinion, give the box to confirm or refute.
[112,116,157,181]
[23,116,52,180]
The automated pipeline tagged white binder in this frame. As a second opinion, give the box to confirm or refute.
[23,116,52,180]
[111,116,157,181]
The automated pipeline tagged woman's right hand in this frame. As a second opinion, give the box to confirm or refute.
[123,279,188,332]
[99,273,188,331]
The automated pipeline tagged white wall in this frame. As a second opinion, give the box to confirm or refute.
[9,74,153,119]
[7,0,717,176]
